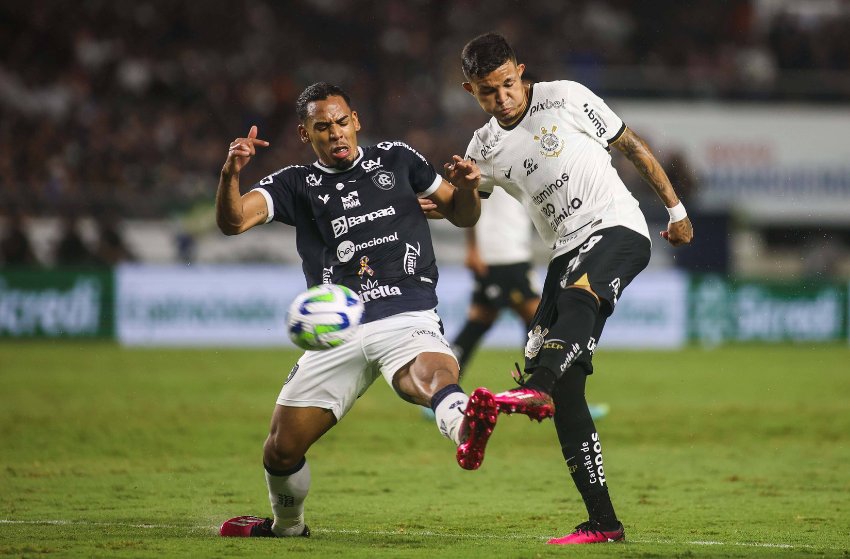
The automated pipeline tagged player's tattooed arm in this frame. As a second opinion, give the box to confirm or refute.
[612,127,679,207]
[612,127,693,246]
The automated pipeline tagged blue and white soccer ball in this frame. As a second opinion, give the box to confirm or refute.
[286,284,364,350]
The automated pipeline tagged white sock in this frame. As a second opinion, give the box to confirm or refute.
[265,459,311,537]
[434,391,469,445]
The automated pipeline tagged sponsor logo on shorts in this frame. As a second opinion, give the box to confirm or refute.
[559,342,583,372]
[413,328,450,348]
[284,364,299,385]
[543,339,566,350]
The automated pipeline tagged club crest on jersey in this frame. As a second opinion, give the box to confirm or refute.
[534,126,564,158]
[525,325,550,358]
[306,173,323,187]
[341,191,361,210]
[361,157,382,172]
[372,170,395,190]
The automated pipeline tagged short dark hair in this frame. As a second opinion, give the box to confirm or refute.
[295,82,352,121]
[461,33,517,80]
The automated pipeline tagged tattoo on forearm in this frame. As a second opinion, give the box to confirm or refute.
[617,131,675,203]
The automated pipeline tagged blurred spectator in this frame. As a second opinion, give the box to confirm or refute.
[93,215,135,265]
[0,211,39,266]
[0,0,849,220]
[54,214,97,266]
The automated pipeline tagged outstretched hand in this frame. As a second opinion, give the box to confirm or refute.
[222,125,270,177]
[660,217,693,247]
[444,155,480,191]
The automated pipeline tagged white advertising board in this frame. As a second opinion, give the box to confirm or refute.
[117,265,306,346]
[117,265,687,349]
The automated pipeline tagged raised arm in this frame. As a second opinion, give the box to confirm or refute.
[216,125,271,235]
[425,156,482,228]
[612,127,693,246]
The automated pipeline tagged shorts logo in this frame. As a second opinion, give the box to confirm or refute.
[284,364,299,385]
[543,339,566,350]
[534,125,564,157]
[306,173,323,187]
[372,170,395,190]
[609,277,621,306]
[413,328,451,349]
[525,325,549,358]
[559,342,583,372]
[341,191,360,210]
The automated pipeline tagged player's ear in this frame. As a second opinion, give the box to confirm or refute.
[462,82,474,95]
[298,124,310,144]
[517,63,526,79]
[352,111,361,132]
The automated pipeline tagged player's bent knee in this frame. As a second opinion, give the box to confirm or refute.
[263,433,305,471]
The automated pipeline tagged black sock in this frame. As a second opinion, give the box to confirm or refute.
[452,319,491,374]
[525,366,557,393]
[552,367,619,528]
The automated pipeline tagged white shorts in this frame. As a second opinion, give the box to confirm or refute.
[276,309,456,421]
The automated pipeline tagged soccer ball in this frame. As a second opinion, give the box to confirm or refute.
[286,284,364,350]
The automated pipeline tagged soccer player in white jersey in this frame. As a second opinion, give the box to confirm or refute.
[456,33,693,545]
[215,82,493,539]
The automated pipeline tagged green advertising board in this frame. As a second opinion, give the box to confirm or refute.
[689,275,847,345]
[0,268,114,338]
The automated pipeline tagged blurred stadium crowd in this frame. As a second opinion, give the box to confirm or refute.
[1,0,849,266]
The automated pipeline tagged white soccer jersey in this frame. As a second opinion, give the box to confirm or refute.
[465,80,650,258]
[476,186,533,264]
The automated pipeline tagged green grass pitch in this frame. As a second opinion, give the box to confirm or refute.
[1,342,848,558]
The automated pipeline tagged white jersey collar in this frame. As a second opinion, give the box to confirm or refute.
[311,146,364,174]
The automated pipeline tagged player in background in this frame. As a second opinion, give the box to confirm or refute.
[455,33,693,544]
[215,82,492,538]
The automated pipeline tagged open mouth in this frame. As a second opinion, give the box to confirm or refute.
[331,145,350,160]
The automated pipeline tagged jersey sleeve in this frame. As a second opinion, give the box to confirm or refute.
[563,81,626,147]
[389,142,441,197]
[249,167,301,226]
